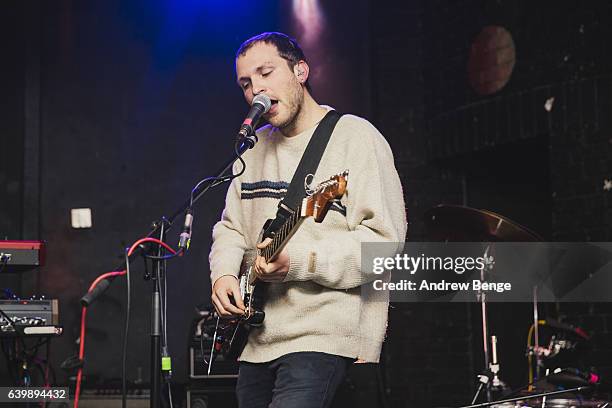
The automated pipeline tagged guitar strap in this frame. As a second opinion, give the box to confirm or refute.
[263,110,342,239]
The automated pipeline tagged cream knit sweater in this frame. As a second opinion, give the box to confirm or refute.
[209,110,407,363]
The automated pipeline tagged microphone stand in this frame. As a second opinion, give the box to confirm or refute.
[79,134,257,306]
[151,219,167,408]
[78,134,258,408]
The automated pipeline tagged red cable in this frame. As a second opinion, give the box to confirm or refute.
[128,237,177,257]
[74,306,87,408]
[73,237,178,408]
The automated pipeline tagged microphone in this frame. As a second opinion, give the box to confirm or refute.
[178,208,194,251]
[238,94,272,141]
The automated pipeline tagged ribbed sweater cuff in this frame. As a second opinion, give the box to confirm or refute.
[210,272,239,287]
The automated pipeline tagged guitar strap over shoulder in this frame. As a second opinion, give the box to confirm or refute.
[263,110,342,239]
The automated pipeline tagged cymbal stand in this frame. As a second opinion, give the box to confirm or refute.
[474,243,507,403]
[490,336,507,391]
[533,286,541,381]
[477,244,493,403]
[470,369,492,405]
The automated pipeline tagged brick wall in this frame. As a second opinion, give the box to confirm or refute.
[371,0,612,406]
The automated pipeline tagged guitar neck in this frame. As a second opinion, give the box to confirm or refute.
[261,204,304,262]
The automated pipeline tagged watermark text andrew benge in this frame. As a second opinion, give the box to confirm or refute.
[370,253,512,294]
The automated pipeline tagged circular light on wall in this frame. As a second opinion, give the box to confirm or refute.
[467,26,516,95]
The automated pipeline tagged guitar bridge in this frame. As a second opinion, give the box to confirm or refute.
[243,308,265,327]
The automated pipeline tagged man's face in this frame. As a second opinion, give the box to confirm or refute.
[236,42,304,130]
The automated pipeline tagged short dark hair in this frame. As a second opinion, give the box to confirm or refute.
[236,32,311,91]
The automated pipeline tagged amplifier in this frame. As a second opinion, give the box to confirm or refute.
[0,299,59,335]
[77,390,150,408]
[0,240,45,271]
[187,383,238,408]
[189,344,239,379]
[188,310,239,380]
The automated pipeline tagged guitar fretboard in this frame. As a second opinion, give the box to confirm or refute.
[261,204,303,262]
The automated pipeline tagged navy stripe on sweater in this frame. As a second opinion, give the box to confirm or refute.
[241,180,346,216]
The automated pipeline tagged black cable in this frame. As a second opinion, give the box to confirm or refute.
[232,138,247,178]
[121,249,131,408]
[143,254,150,279]
[158,264,169,366]
[0,306,20,336]
[153,249,175,408]
[163,265,168,351]
[24,337,49,353]
[167,382,174,408]
[161,262,168,351]
[49,359,57,386]
[46,339,57,386]
[199,326,209,366]
[33,359,46,385]
[0,253,10,272]
[189,176,230,209]
[198,313,214,367]
[187,136,249,209]
[156,262,166,350]
[17,334,27,356]
[142,247,184,261]
[1,339,19,384]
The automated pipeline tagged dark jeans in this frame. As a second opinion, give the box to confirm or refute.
[236,352,352,408]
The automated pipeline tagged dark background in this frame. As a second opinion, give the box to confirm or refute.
[1,0,612,406]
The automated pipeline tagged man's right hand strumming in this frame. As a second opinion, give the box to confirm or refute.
[211,275,246,317]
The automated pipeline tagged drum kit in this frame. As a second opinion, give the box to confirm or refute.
[424,205,610,408]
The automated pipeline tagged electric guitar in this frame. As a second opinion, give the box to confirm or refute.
[214,170,349,360]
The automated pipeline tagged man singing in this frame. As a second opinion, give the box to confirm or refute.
[209,32,407,408]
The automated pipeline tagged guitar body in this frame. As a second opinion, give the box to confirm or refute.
[214,171,349,360]
[220,255,266,360]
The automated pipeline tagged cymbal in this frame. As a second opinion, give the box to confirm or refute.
[424,205,542,242]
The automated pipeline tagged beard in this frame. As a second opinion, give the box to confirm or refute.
[271,83,304,132]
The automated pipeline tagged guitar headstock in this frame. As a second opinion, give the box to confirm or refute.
[302,170,349,223]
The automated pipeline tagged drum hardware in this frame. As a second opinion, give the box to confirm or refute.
[460,368,610,407]
[424,206,608,408]
[471,335,509,404]
[472,370,494,405]
[490,336,508,392]
[531,335,580,359]
[425,205,542,405]
[533,286,541,386]
[541,368,551,408]
[458,386,593,408]
[527,319,590,389]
